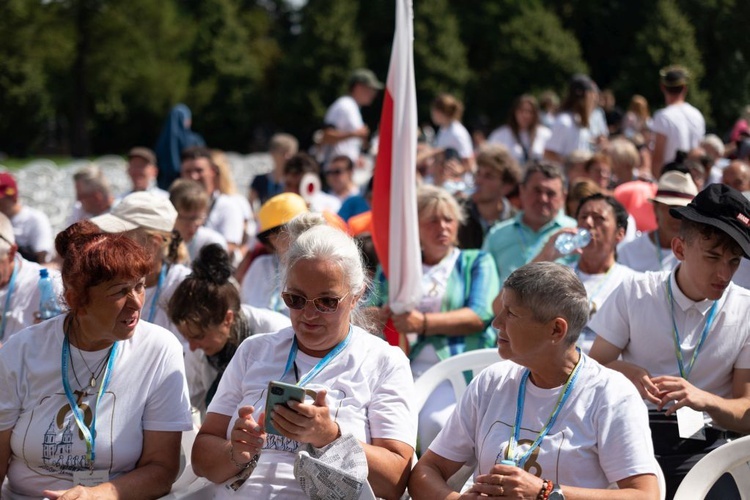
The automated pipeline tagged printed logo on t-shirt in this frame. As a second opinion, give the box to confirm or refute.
[18,392,114,479]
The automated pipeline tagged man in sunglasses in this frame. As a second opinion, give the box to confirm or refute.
[323,156,359,205]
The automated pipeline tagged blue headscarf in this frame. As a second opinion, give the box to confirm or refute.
[155,104,206,190]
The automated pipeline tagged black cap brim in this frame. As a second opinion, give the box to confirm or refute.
[671,205,750,259]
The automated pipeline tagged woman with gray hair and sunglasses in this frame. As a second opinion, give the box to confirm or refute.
[193,225,416,499]
[410,262,659,499]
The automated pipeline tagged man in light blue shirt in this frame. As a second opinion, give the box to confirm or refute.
[482,162,576,284]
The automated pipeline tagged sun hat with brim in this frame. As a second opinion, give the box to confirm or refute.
[90,191,177,234]
[670,184,750,259]
[650,171,697,206]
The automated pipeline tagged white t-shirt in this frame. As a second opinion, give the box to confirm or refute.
[207,325,416,499]
[206,193,246,246]
[11,206,55,261]
[545,112,595,157]
[0,257,63,343]
[429,355,656,488]
[186,226,227,264]
[240,254,287,315]
[308,191,342,214]
[0,315,192,496]
[487,125,551,164]
[651,102,705,166]
[434,121,474,160]
[573,263,641,353]
[589,269,750,407]
[323,95,364,163]
[618,232,678,272]
[186,304,291,413]
[143,263,192,346]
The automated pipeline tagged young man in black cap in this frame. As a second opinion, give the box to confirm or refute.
[589,183,750,497]
[651,65,706,175]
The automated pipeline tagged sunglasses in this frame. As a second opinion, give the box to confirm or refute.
[325,169,347,176]
[281,291,350,313]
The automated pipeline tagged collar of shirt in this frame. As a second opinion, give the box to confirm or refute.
[669,266,719,315]
[512,210,571,235]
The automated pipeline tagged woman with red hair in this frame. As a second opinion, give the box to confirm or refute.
[0,221,192,499]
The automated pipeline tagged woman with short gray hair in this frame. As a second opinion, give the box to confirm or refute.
[411,262,659,499]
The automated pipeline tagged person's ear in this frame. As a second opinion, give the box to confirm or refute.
[223,309,234,327]
[672,236,687,262]
[550,317,568,344]
[614,227,626,244]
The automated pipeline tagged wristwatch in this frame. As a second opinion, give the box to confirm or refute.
[549,484,565,500]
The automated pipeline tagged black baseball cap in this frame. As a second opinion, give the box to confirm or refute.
[670,184,750,258]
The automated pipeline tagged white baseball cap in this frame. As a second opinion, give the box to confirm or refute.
[91,191,177,233]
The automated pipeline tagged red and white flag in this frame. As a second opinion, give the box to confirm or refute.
[372,0,422,349]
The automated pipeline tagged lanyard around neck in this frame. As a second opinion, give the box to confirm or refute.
[666,278,718,380]
[0,256,20,341]
[146,263,168,323]
[281,326,352,387]
[575,263,616,309]
[61,335,119,470]
[503,349,584,468]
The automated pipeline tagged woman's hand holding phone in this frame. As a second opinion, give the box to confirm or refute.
[268,386,340,448]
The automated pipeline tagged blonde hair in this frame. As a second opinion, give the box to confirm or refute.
[607,138,640,172]
[417,185,466,224]
[628,95,650,121]
[210,149,238,195]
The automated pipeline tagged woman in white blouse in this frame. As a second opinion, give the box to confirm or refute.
[488,94,551,166]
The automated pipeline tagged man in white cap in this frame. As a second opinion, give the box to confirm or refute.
[318,68,383,167]
[618,170,698,272]
[0,212,62,345]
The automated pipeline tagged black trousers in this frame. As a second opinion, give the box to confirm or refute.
[649,412,741,499]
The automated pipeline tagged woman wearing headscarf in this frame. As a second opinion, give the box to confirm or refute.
[155,104,205,190]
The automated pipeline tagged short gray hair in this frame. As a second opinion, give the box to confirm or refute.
[503,262,589,345]
[417,184,465,224]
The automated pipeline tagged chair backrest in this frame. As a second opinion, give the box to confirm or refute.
[673,435,750,500]
[412,348,503,414]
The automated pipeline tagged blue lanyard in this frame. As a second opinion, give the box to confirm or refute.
[503,349,584,467]
[146,263,168,323]
[61,336,119,469]
[666,279,718,380]
[0,256,19,341]
[281,326,352,386]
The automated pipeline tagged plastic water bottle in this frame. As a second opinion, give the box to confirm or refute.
[38,269,63,320]
[554,228,592,255]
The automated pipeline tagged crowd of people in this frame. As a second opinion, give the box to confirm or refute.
[1,63,750,500]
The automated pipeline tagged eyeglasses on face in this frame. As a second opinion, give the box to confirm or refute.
[281,291,350,313]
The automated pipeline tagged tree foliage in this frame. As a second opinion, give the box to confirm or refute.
[2,0,750,156]
[614,0,709,124]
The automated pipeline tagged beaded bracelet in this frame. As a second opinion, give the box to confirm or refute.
[537,479,553,500]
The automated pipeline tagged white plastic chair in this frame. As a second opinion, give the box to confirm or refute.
[673,435,750,500]
[412,348,503,493]
[412,348,503,414]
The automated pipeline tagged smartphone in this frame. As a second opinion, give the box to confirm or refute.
[264,381,314,436]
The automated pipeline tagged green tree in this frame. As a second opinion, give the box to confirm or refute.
[675,0,750,133]
[0,0,73,156]
[274,0,366,147]
[185,0,280,150]
[615,0,709,125]
[482,4,588,126]
[413,0,471,124]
